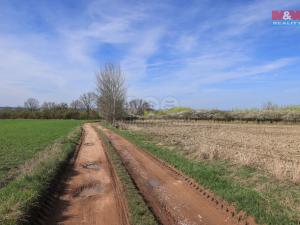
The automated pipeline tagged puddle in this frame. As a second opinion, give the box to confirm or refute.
[81,162,101,171]
[148,179,160,189]
[73,182,103,198]
[84,142,94,146]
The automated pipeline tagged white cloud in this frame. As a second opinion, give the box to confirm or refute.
[0,0,299,108]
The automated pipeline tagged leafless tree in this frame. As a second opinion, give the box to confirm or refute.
[262,101,278,111]
[56,102,68,111]
[41,102,56,110]
[70,99,84,110]
[96,63,126,123]
[128,99,152,115]
[80,92,96,119]
[24,98,39,111]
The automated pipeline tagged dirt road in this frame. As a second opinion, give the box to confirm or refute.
[100,126,256,225]
[48,124,129,225]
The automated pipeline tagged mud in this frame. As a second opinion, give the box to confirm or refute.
[100,125,257,225]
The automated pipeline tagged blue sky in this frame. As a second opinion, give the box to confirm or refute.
[0,0,300,109]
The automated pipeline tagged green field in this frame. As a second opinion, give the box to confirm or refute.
[0,119,82,224]
[0,119,82,183]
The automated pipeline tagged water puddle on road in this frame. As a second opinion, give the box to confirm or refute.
[84,142,94,146]
[148,179,160,189]
[81,162,101,171]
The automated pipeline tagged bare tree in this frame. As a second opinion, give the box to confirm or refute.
[96,63,126,123]
[262,101,278,111]
[56,102,68,111]
[128,99,152,115]
[70,99,84,110]
[41,102,56,110]
[24,98,39,111]
[80,92,96,119]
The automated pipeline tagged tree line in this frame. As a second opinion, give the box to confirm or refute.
[1,63,153,121]
[0,92,99,120]
[2,63,299,123]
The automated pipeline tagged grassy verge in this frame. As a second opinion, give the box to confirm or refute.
[95,125,158,225]
[103,122,299,225]
[0,126,82,225]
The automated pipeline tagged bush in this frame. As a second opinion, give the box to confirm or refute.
[146,107,300,123]
[0,107,99,120]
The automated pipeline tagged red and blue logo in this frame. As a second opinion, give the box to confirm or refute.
[272,10,300,25]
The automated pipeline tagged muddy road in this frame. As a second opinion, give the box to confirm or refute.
[100,126,256,225]
[48,124,129,225]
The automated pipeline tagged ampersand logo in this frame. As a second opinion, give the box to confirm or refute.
[272,10,300,26]
[283,11,292,20]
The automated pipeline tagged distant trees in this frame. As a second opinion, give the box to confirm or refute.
[41,102,56,110]
[128,99,152,116]
[70,100,84,110]
[24,98,39,111]
[0,97,99,120]
[96,63,126,123]
[262,101,278,111]
[80,92,96,119]
[41,102,56,119]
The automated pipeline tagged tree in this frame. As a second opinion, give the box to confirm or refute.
[24,98,39,111]
[263,101,278,111]
[41,102,56,119]
[56,102,68,111]
[70,99,84,110]
[41,102,56,110]
[80,92,96,119]
[128,99,152,115]
[96,63,126,123]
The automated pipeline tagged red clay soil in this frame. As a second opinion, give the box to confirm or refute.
[48,124,129,225]
[100,126,257,225]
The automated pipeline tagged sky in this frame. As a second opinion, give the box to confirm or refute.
[0,0,300,109]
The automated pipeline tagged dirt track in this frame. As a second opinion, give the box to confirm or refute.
[48,124,129,225]
[100,126,257,225]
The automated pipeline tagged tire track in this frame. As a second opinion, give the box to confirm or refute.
[34,124,130,225]
[100,125,257,225]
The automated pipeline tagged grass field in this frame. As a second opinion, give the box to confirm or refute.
[0,119,82,184]
[108,121,300,225]
[0,119,82,225]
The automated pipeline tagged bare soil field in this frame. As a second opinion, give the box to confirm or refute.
[100,125,257,225]
[120,120,300,182]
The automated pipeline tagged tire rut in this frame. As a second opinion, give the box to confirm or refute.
[100,125,257,225]
[27,124,130,225]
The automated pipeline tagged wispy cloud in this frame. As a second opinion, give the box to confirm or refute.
[0,0,300,108]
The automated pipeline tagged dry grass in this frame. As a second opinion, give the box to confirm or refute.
[120,120,300,183]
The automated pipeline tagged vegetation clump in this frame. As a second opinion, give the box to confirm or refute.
[144,105,300,123]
